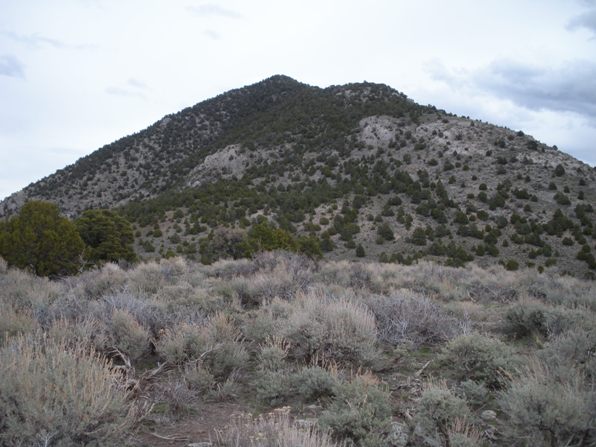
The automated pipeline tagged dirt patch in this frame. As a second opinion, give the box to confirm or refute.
[135,402,248,446]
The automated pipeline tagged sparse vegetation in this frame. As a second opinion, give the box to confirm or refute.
[1,252,594,445]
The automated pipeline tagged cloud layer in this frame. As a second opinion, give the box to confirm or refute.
[430,59,596,121]
[0,55,24,78]
[568,6,596,37]
[0,30,94,50]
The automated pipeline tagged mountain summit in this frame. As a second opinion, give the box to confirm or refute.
[1,76,595,276]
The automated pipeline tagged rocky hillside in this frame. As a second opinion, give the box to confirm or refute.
[2,75,595,277]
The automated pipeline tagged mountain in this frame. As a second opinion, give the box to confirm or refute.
[2,75,595,277]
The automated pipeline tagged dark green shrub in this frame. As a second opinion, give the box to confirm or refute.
[554,192,571,206]
[504,259,519,271]
[376,222,394,241]
[242,221,298,256]
[356,244,366,257]
[410,227,427,246]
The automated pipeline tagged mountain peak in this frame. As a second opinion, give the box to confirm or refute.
[2,76,595,277]
[262,74,301,84]
[240,74,307,94]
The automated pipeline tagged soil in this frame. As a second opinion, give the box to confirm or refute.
[135,402,248,447]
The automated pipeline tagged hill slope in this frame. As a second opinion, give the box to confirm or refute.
[2,75,595,276]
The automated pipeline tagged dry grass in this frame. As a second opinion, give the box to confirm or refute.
[0,304,39,342]
[213,407,345,447]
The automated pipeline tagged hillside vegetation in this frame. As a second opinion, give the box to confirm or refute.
[1,75,595,277]
[1,252,595,446]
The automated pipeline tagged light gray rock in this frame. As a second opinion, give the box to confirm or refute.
[481,409,497,421]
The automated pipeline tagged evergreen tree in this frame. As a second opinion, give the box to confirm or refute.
[376,222,394,241]
[297,235,323,259]
[356,244,366,257]
[75,209,137,265]
[0,201,84,277]
[242,221,298,256]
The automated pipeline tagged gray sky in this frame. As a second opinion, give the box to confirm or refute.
[1,0,595,200]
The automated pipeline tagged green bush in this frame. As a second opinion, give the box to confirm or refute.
[442,334,517,389]
[554,191,571,206]
[319,375,392,446]
[292,365,337,402]
[504,259,519,271]
[199,228,246,264]
[376,222,394,241]
[242,221,298,256]
[356,244,366,257]
[240,221,322,259]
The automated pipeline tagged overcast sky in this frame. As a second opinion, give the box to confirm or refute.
[1,0,595,200]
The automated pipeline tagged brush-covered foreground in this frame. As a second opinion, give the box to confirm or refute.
[1,252,595,446]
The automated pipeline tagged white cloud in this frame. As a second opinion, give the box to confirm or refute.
[106,78,149,99]
[0,30,95,50]
[186,3,242,19]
